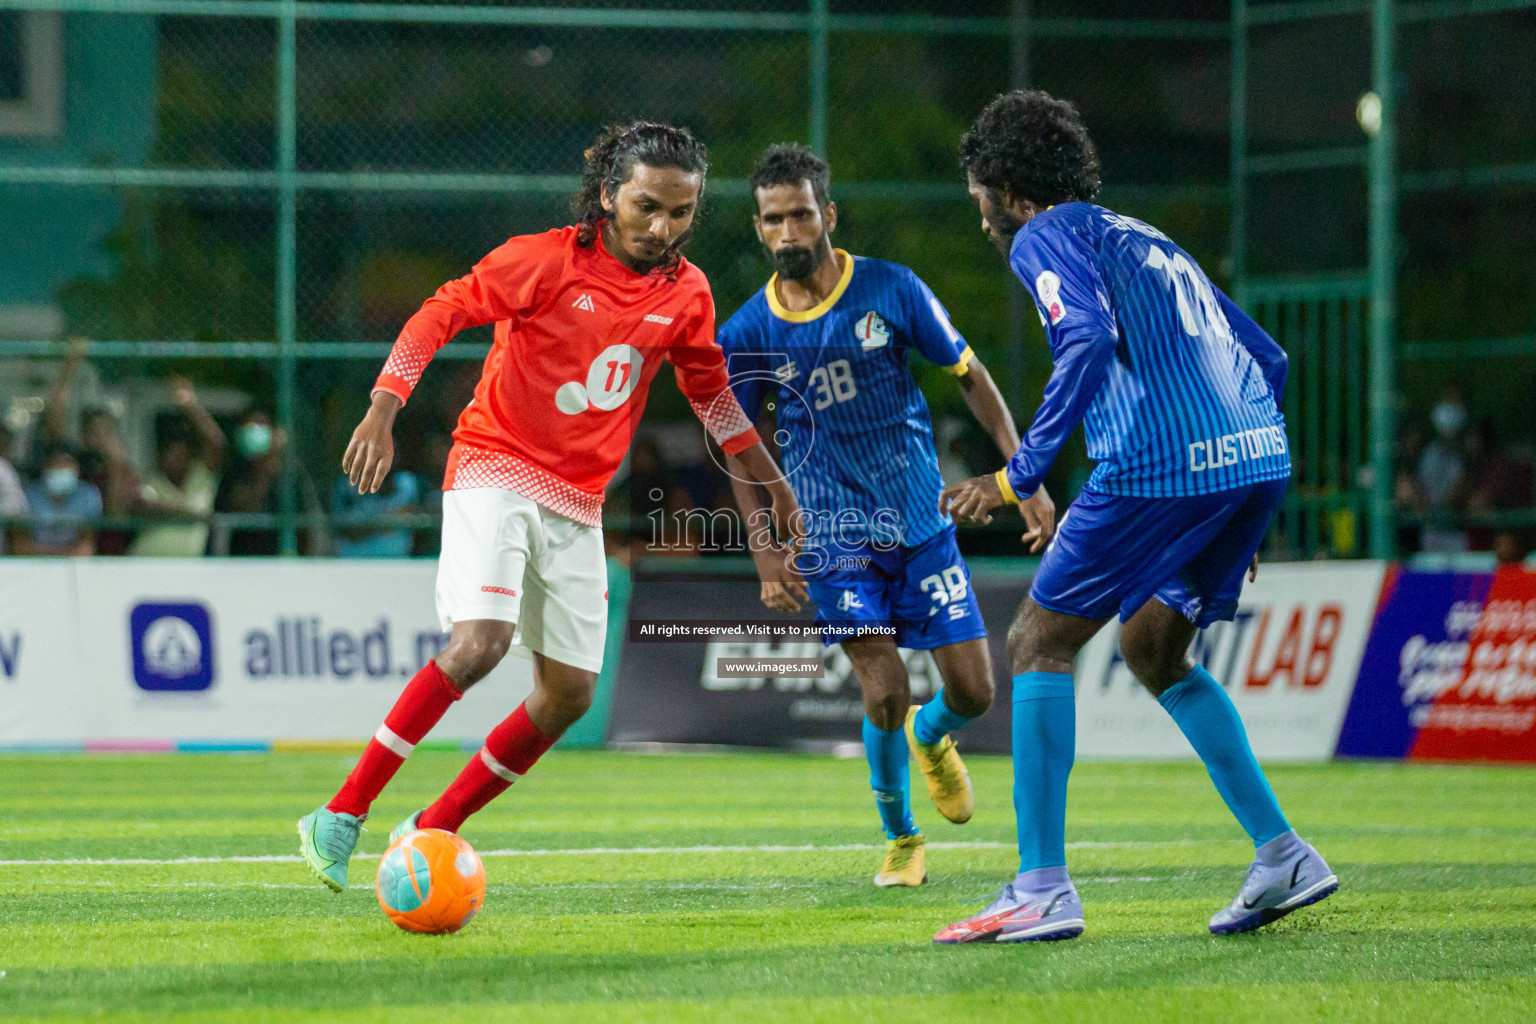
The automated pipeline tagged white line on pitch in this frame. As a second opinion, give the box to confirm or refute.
[75,875,1163,891]
[0,838,1213,867]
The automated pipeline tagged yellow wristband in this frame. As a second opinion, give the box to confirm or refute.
[994,469,1020,505]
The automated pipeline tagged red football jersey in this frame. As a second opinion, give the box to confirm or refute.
[374,226,759,526]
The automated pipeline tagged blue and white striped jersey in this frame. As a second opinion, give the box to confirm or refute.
[719,251,972,551]
[1002,202,1291,500]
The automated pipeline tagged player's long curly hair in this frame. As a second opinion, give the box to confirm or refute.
[958,90,1101,208]
[573,121,709,274]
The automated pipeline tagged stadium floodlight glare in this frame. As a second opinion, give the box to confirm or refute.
[1357,92,1383,136]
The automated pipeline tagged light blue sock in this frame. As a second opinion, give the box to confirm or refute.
[1012,671,1075,873]
[1157,665,1291,847]
[912,687,976,745]
[1013,864,1072,896]
[862,716,916,839]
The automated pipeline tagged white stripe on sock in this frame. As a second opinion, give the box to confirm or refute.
[479,747,522,783]
[374,725,415,758]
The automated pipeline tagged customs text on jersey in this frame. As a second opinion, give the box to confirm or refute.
[1004,203,1292,501]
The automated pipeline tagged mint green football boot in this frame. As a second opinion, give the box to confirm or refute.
[388,809,424,845]
[297,806,365,892]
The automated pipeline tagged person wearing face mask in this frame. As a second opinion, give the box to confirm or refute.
[1416,384,1470,553]
[15,445,102,556]
[211,409,287,556]
[41,339,140,555]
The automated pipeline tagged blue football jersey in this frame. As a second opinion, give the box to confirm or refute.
[718,251,972,551]
[1002,203,1292,500]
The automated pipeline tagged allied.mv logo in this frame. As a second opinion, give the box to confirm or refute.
[130,602,215,692]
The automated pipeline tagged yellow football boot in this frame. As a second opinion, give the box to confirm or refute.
[874,832,927,887]
[905,705,974,824]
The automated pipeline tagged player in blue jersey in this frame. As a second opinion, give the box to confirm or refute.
[932,91,1338,943]
[718,144,1050,887]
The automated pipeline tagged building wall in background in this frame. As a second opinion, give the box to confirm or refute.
[0,13,156,336]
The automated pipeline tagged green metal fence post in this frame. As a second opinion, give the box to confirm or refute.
[1368,0,1397,559]
[809,0,828,157]
[276,0,299,555]
[1229,0,1247,299]
[1006,0,1029,417]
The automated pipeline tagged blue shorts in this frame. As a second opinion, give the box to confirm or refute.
[805,525,988,650]
[1030,477,1288,628]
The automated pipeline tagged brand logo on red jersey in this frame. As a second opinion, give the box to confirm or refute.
[572,293,596,312]
[643,313,673,325]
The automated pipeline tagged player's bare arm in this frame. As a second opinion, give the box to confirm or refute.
[342,390,400,495]
[725,445,808,613]
[954,355,1019,458]
[729,442,805,548]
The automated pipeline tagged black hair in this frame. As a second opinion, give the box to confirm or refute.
[41,440,78,466]
[81,405,116,430]
[572,121,709,273]
[958,89,1101,208]
[749,143,831,209]
[155,412,197,452]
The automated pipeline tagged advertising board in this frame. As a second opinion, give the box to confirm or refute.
[1339,566,1536,763]
[0,560,535,744]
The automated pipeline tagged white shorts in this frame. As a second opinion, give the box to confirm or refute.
[436,487,609,674]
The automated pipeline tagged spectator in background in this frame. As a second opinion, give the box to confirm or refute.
[332,469,420,558]
[1492,530,1530,565]
[212,409,287,556]
[130,378,227,557]
[419,431,455,512]
[934,418,971,488]
[1464,418,1534,552]
[410,431,454,558]
[0,423,28,555]
[1394,420,1428,554]
[627,436,674,529]
[15,445,101,556]
[78,407,140,555]
[1416,384,1470,553]
[44,340,139,555]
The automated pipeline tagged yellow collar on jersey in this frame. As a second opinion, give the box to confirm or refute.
[766,249,855,323]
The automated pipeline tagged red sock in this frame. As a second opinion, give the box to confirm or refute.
[418,702,557,833]
[327,660,462,817]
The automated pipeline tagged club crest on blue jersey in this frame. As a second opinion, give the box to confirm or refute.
[1035,271,1066,324]
[718,253,972,552]
[854,311,890,350]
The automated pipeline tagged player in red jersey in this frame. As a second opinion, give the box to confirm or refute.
[299,122,805,891]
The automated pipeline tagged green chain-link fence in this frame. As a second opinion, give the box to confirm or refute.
[1,1,1533,559]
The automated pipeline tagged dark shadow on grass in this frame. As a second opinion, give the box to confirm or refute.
[1,929,1533,1016]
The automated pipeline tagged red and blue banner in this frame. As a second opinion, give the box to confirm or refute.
[1337,566,1536,762]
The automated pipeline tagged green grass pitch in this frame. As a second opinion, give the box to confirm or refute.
[0,751,1532,1022]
